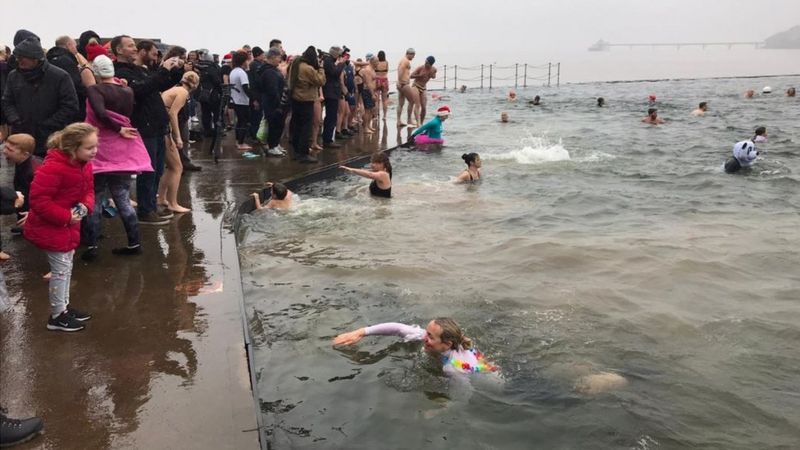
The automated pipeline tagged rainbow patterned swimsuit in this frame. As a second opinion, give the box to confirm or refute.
[442,348,499,374]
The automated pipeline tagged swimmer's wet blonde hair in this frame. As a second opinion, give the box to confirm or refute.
[434,318,473,350]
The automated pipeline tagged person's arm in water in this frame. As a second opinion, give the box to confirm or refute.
[333,322,424,346]
[453,170,472,183]
[340,166,390,185]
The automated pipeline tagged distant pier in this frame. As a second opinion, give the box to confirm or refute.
[589,39,765,51]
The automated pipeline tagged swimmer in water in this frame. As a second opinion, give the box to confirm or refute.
[507,90,517,102]
[744,90,755,99]
[597,97,605,107]
[787,87,796,97]
[725,139,759,173]
[500,112,509,123]
[339,152,392,198]
[642,108,665,125]
[528,95,541,106]
[691,101,708,116]
[251,182,293,210]
[648,94,657,106]
[459,85,467,93]
[453,152,481,183]
[333,317,499,375]
[411,105,450,146]
[753,126,768,143]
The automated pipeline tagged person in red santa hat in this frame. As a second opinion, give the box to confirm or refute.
[410,105,450,147]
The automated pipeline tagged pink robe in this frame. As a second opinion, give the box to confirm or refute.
[85,102,153,174]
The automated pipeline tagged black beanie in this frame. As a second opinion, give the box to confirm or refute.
[13,37,45,61]
[13,29,40,46]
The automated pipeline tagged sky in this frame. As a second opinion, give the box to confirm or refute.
[2,0,799,82]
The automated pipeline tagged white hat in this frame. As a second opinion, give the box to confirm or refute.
[762,86,772,93]
[92,55,114,78]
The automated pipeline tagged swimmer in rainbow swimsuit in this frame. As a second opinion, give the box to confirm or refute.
[411,105,450,146]
[333,317,499,375]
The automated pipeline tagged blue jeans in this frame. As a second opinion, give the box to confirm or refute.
[86,174,140,247]
[46,250,74,316]
[137,136,165,215]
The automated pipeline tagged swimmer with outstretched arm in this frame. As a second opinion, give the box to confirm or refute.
[454,152,481,183]
[333,317,499,375]
[251,182,293,210]
[340,152,392,198]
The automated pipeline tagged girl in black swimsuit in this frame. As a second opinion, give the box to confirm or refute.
[340,153,392,198]
[454,152,481,183]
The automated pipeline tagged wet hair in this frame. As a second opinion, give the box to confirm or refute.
[647,108,657,115]
[462,152,480,167]
[433,318,473,350]
[269,39,282,48]
[47,123,97,159]
[271,183,288,200]
[232,50,248,68]
[699,101,707,109]
[6,133,36,155]
[164,45,187,60]
[754,126,766,137]
[136,40,157,53]
[597,97,605,106]
[110,35,131,56]
[371,152,392,178]
[180,71,200,90]
[534,95,540,101]
[377,50,386,62]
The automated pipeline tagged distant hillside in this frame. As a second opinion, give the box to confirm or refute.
[764,25,800,49]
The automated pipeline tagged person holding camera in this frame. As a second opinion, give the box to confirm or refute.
[288,46,326,163]
[321,46,346,148]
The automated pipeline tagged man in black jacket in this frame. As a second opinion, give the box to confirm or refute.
[195,50,222,138]
[111,35,182,225]
[260,47,287,157]
[46,36,87,122]
[322,46,345,148]
[1,36,78,157]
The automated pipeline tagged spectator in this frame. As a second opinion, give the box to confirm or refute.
[260,47,288,156]
[322,46,345,148]
[248,46,267,142]
[2,133,40,234]
[112,35,182,225]
[2,34,79,157]
[46,35,89,121]
[229,51,252,151]
[289,46,326,163]
[195,50,222,138]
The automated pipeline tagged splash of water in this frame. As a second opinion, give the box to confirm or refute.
[484,134,571,165]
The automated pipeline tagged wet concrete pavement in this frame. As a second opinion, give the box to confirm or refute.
[0,119,402,449]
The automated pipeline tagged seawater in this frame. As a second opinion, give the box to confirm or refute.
[237,75,800,449]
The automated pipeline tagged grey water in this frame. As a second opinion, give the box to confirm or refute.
[237,75,800,449]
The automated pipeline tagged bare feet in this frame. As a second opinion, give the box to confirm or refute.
[0,251,10,261]
[130,199,138,208]
[43,272,51,280]
[168,205,191,213]
[311,144,323,151]
[397,122,407,128]
[237,144,253,151]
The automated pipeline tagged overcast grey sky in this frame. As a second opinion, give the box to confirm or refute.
[3,0,799,81]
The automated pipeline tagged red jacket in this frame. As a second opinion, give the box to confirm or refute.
[24,150,94,252]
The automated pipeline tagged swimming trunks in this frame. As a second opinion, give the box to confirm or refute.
[369,179,391,198]
[413,82,427,93]
[361,88,376,109]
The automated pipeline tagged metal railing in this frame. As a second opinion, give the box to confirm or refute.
[384,62,561,90]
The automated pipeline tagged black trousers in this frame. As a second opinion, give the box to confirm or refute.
[322,97,339,143]
[265,109,285,149]
[200,100,220,137]
[233,104,250,144]
[291,100,314,157]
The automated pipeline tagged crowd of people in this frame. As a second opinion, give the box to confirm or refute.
[0,26,796,446]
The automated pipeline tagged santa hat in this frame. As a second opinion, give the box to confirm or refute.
[436,105,451,117]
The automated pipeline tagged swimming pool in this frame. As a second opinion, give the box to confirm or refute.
[237,75,800,449]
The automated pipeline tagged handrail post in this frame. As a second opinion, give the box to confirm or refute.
[514,63,518,88]
[454,65,458,90]
[480,64,484,89]
[443,65,447,90]
[523,63,527,88]
[489,64,493,89]
[547,62,551,87]
[557,62,560,87]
